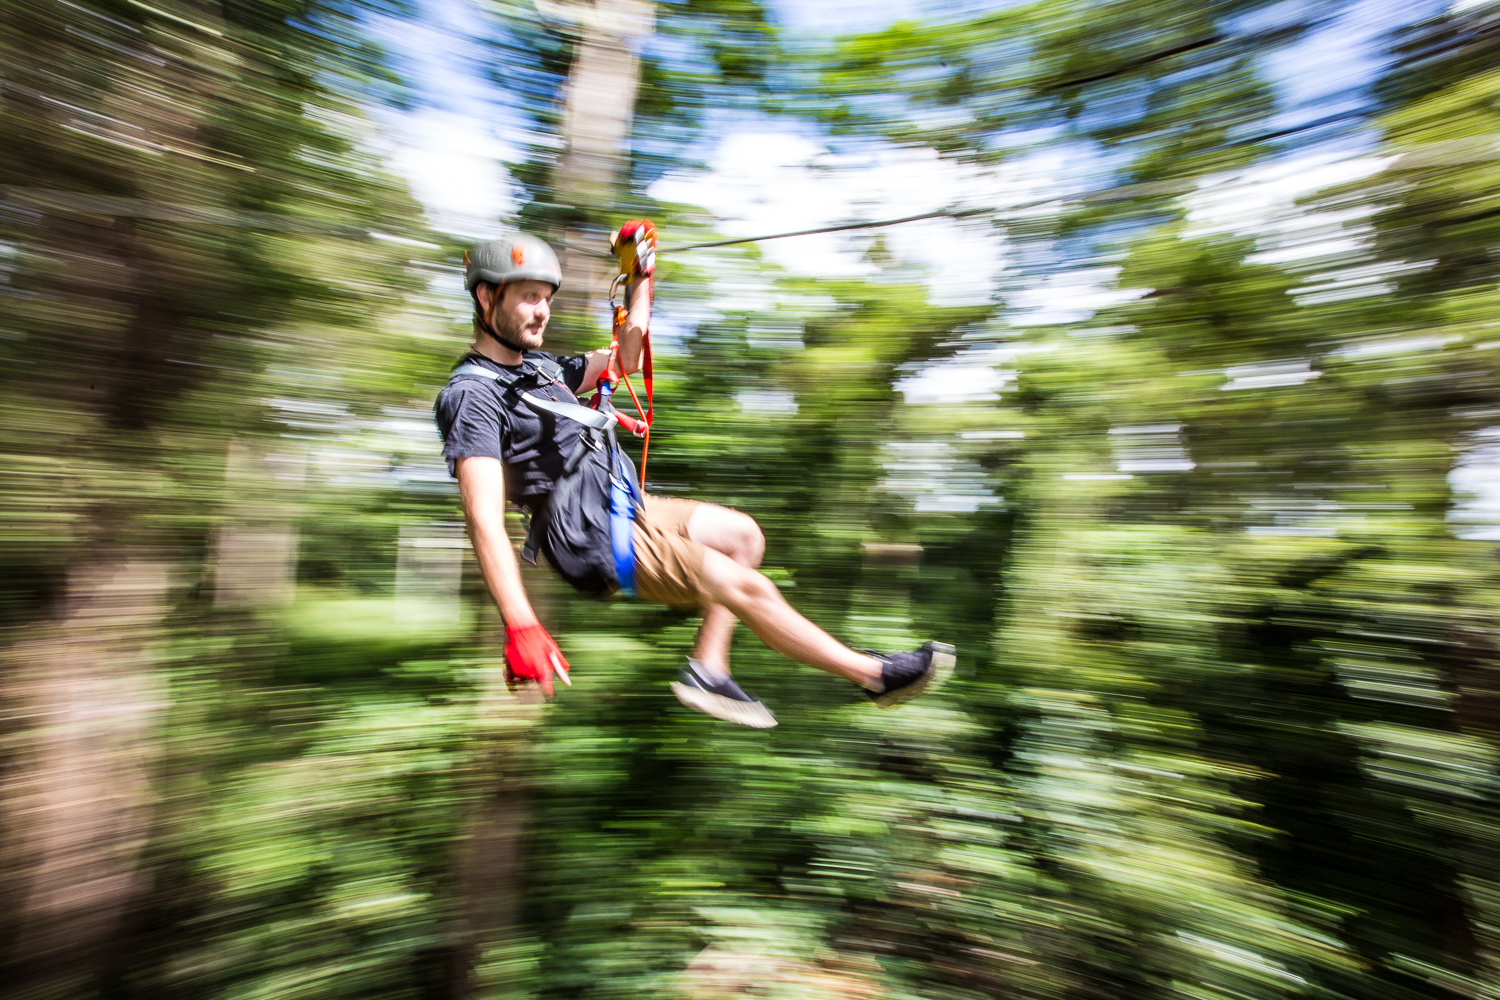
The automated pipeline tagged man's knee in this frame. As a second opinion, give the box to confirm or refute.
[700,548,777,611]
[737,514,766,567]
[688,504,765,568]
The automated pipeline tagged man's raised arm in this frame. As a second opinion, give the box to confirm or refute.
[578,274,652,389]
[615,276,651,376]
[456,455,571,696]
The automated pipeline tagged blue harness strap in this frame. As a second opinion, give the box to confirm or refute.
[610,468,636,598]
[596,375,636,596]
[610,446,643,596]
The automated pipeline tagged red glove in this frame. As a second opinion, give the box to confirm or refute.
[504,622,571,697]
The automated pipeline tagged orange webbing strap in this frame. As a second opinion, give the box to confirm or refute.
[610,220,658,482]
[612,280,654,482]
[620,336,652,481]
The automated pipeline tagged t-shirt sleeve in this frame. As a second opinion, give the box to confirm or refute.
[560,353,591,395]
[435,382,504,478]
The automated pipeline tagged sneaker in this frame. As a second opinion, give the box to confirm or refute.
[866,641,955,708]
[670,659,778,728]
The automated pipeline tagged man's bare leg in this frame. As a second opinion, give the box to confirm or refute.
[696,548,884,691]
[684,504,763,676]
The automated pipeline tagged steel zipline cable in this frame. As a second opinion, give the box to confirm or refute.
[13,126,1497,251]
[553,175,1268,259]
[557,205,1004,260]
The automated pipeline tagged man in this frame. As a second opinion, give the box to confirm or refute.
[434,228,953,727]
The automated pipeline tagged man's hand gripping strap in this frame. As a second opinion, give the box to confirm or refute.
[609,219,657,280]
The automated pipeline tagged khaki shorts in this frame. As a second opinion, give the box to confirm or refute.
[632,494,709,609]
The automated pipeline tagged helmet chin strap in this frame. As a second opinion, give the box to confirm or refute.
[481,284,529,354]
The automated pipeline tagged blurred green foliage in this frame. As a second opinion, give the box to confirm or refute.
[5,1,1500,999]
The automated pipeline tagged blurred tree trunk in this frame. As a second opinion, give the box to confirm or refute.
[1,0,431,993]
[550,0,657,324]
[213,442,302,609]
[1,551,170,997]
[445,688,545,999]
[446,5,653,995]
[0,5,228,994]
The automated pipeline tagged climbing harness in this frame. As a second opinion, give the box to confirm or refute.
[448,354,644,597]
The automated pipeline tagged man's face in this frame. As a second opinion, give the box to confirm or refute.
[480,279,553,352]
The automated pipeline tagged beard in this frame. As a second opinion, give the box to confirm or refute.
[487,310,546,352]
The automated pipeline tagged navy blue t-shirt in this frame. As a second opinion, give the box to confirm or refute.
[433,351,591,509]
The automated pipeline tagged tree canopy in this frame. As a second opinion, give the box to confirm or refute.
[3,1,1500,998]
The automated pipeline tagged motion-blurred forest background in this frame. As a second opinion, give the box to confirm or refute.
[6,0,1500,997]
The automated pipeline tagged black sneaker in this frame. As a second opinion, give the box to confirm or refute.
[670,659,778,728]
[867,641,955,708]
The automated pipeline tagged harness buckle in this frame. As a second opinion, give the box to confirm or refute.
[518,509,540,566]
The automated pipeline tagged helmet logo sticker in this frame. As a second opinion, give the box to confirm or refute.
[512,244,525,266]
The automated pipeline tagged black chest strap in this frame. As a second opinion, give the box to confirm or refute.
[449,351,561,390]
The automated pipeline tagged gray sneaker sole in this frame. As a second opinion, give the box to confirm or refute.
[870,642,956,709]
[670,681,778,728]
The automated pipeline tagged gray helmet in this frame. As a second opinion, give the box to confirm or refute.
[464,232,562,294]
